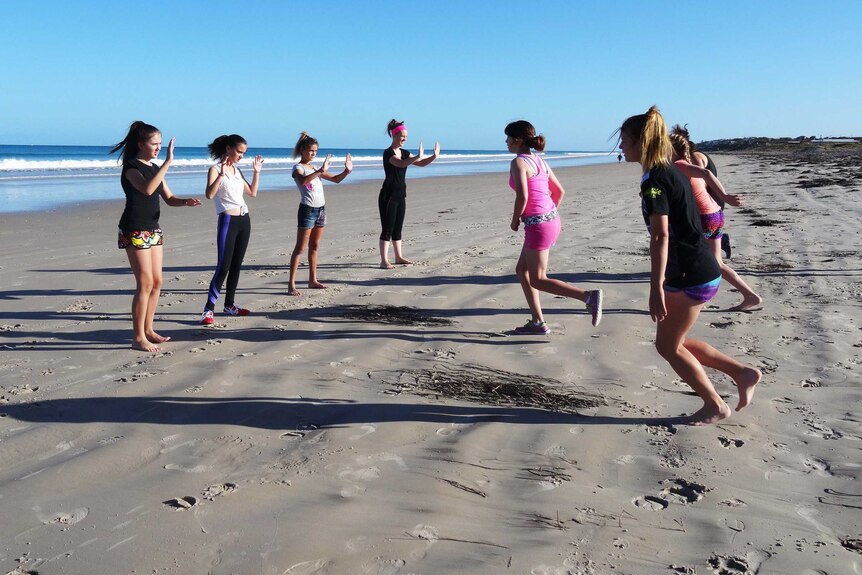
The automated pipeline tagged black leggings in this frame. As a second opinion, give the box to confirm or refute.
[205,212,251,310]
[378,192,406,241]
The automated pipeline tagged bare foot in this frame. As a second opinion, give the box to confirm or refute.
[132,338,161,353]
[394,258,414,265]
[379,261,395,269]
[287,286,301,296]
[686,401,731,426]
[733,367,762,411]
[308,281,327,289]
[146,331,171,344]
[729,294,763,312]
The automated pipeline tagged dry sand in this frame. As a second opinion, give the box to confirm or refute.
[0,156,860,574]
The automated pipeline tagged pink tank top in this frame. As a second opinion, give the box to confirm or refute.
[509,154,556,216]
[675,160,719,215]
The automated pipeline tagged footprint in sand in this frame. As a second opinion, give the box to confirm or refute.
[202,482,238,500]
[163,496,200,511]
[283,559,332,574]
[35,507,89,525]
[661,478,709,504]
[632,495,669,511]
[718,436,745,449]
[349,424,376,441]
[362,559,407,575]
[435,423,473,436]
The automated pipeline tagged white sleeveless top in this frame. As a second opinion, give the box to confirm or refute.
[213,164,248,215]
[292,163,326,208]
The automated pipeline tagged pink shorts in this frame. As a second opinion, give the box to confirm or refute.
[524,217,561,251]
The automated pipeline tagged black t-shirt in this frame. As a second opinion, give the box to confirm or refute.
[640,164,720,288]
[119,161,163,231]
[381,147,411,199]
[701,152,725,208]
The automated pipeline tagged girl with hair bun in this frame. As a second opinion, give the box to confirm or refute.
[669,125,762,312]
[198,134,263,325]
[618,106,761,425]
[287,132,352,296]
[378,119,440,269]
[110,120,201,352]
[505,120,602,334]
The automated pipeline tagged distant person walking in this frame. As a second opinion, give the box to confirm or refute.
[670,126,762,312]
[618,106,760,425]
[199,134,263,325]
[111,121,201,352]
[378,120,439,269]
[505,120,602,334]
[287,132,352,295]
[617,153,622,163]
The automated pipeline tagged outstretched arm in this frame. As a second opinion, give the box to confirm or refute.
[675,161,744,206]
[321,153,353,183]
[414,141,440,167]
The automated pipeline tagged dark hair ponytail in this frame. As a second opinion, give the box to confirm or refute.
[504,120,546,152]
[207,134,247,160]
[387,119,405,136]
[292,132,318,159]
[109,120,160,165]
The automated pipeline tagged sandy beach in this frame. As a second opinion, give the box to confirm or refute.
[0,155,860,574]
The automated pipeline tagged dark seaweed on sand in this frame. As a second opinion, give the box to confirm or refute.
[390,363,606,413]
[335,305,454,326]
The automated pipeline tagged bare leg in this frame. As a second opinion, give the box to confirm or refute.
[379,239,394,269]
[393,240,413,265]
[525,248,589,303]
[655,291,730,425]
[307,226,326,288]
[516,249,544,323]
[683,339,762,411]
[288,228,311,295]
[125,247,160,352]
[710,239,762,311]
[143,246,169,343]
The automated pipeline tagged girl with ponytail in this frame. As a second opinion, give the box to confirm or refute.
[618,106,760,424]
[287,132,352,295]
[198,134,263,325]
[504,120,602,334]
[110,121,201,352]
[378,119,440,268]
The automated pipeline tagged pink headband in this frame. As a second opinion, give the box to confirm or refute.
[390,125,407,136]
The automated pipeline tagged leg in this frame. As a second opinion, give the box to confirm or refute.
[307,226,326,288]
[655,291,730,425]
[710,239,762,311]
[289,228,312,295]
[378,193,395,268]
[125,247,160,352]
[205,214,237,310]
[516,248,544,323]
[391,198,412,264]
[525,248,589,303]
[144,245,165,342]
[223,215,250,309]
[683,339,762,411]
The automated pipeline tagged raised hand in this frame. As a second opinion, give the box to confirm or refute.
[418,142,425,158]
[165,137,175,163]
[344,153,353,172]
[433,141,441,156]
[321,154,333,173]
[253,155,264,173]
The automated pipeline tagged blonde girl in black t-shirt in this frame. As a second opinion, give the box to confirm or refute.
[110,121,201,352]
[618,106,760,425]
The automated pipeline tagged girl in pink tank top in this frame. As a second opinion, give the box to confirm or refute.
[505,120,603,334]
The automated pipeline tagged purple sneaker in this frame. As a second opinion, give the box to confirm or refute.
[586,290,603,327]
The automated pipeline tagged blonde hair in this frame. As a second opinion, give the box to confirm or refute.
[292,132,317,159]
[620,105,672,171]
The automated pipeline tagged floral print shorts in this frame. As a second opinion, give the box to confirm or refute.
[118,228,163,250]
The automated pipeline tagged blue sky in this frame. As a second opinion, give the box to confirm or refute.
[3,1,860,150]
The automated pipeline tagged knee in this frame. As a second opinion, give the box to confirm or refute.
[151,276,163,292]
[654,339,679,360]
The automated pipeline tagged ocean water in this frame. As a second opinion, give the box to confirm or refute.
[0,144,615,213]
